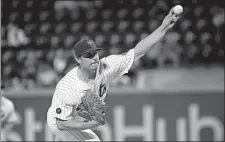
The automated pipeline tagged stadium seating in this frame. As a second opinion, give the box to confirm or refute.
[1,0,224,90]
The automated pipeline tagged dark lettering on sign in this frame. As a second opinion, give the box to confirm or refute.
[99,84,106,97]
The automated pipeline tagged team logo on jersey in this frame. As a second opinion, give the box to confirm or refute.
[99,83,106,97]
[56,108,62,114]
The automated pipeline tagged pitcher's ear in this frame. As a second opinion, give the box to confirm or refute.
[75,56,81,64]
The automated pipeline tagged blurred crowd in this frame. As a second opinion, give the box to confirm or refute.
[1,0,224,91]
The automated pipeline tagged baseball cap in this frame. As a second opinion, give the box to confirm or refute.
[73,39,103,57]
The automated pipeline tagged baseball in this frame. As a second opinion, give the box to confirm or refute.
[173,5,183,15]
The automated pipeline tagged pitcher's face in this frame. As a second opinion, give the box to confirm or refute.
[77,51,100,70]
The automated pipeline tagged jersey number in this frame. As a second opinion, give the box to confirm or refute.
[99,84,106,97]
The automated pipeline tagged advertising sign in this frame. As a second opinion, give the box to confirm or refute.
[5,90,224,141]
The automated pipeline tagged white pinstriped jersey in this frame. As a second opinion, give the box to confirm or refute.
[48,49,135,121]
[1,97,18,126]
[1,97,20,141]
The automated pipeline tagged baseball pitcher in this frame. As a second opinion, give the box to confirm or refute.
[47,6,181,141]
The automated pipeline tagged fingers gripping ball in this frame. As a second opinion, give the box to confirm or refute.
[77,89,107,125]
[173,5,183,16]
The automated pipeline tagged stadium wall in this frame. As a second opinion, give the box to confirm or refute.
[5,89,224,141]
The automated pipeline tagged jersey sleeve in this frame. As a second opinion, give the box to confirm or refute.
[104,49,135,78]
[1,97,15,124]
[7,111,20,125]
[51,90,77,120]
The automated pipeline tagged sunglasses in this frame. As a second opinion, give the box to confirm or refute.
[82,51,98,58]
